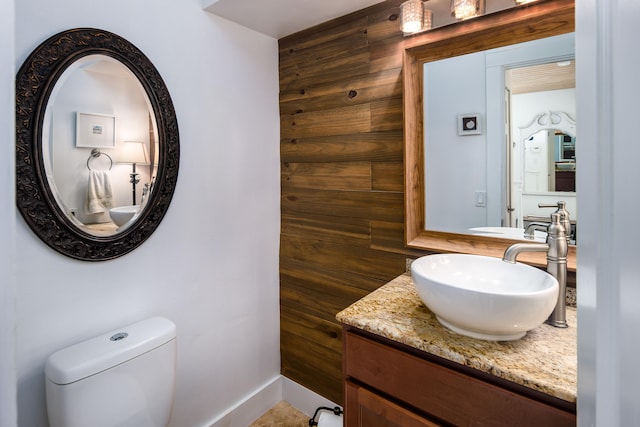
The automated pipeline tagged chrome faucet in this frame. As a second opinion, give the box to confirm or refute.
[523,222,549,240]
[503,212,568,328]
[538,201,572,243]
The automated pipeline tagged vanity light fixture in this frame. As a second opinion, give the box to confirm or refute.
[451,0,485,20]
[400,0,433,35]
[116,140,149,205]
[514,0,539,4]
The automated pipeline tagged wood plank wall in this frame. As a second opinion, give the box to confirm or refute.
[279,0,577,406]
[278,0,430,405]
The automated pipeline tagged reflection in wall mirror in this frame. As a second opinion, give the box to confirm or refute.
[16,28,180,261]
[43,55,159,236]
[510,110,576,239]
[403,0,576,269]
[423,32,575,242]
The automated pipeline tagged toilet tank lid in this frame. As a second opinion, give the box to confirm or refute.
[45,317,176,385]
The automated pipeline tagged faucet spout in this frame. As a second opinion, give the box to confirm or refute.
[502,211,569,328]
[502,243,549,263]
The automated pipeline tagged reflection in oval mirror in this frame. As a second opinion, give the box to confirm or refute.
[43,55,158,236]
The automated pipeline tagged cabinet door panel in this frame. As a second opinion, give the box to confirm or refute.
[344,331,575,427]
[345,381,441,427]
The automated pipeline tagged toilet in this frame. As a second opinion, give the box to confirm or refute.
[45,317,177,427]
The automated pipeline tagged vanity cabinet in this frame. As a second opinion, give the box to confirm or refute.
[555,170,576,192]
[343,329,576,427]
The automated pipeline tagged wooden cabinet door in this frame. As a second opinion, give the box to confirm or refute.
[345,381,442,427]
[344,331,576,427]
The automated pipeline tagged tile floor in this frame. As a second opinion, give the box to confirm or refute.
[249,401,310,426]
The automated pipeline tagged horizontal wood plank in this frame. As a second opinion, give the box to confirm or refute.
[280,234,406,281]
[280,48,370,91]
[371,97,403,132]
[281,131,403,163]
[365,1,406,45]
[280,68,402,115]
[281,330,343,404]
[280,257,388,295]
[282,188,404,222]
[371,220,431,257]
[282,162,371,191]
[371,161,403,192]
[281,104,371,139]
[281,211,371,248]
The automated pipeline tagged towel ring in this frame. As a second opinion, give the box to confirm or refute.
[86,148,113,171]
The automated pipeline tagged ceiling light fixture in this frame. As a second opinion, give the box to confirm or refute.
[400,0,433,35]
[451,0,485,20]
[400,0,423,34]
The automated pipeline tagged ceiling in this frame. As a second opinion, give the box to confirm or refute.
[508,60,576,94]
[203,0,386,39]
[203,0,520,39]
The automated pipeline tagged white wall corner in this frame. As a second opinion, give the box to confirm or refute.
[206,376,341,427]
[201,0,221,12]
[207,376,282,427]
[282,377,341,418]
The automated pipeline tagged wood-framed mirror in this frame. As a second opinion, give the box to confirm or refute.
[403,0,576,269]
[16,28,180,261]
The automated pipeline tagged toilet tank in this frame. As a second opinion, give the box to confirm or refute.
[45,317,176,427]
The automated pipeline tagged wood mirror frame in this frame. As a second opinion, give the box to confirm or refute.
[16,28,180,261]
[403,0,576,270]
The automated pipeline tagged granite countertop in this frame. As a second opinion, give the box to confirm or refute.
[336,273,577,403]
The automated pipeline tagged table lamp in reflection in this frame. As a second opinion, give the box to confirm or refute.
[116,140,149,205]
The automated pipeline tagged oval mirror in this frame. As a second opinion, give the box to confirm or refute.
[16,28,180,261]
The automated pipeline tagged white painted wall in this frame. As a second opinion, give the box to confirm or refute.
[577,1,640,425]
[424,51,487,233]
[13,0,281,426]
[0,0,17,425]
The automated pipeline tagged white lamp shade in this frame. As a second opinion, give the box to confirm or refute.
[117,140,149,164]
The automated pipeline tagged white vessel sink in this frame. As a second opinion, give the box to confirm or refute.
[411,254,558,341]
[109,205,140,227]
[468,226,547,242]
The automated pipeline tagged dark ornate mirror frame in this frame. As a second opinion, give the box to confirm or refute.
[16,28,180,261]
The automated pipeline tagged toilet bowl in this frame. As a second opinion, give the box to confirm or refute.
[109,205,140,227]
[45,317,176,427]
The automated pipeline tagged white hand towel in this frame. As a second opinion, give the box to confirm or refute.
[86,170,114,214]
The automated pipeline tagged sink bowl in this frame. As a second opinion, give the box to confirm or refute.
[411,254,558,341]
[468,226,547,242]
[109,205,140,227]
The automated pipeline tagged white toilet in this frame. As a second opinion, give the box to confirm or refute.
[45,317,177,427]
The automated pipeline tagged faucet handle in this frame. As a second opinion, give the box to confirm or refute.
[538,201,572,241]
[538,201,567,210]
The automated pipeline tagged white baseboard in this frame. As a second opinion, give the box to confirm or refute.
[282,377,341,418]
[205,375,340,427]
[207,375,282,427]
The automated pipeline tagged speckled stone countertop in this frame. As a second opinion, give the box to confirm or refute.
[336,273,577,403]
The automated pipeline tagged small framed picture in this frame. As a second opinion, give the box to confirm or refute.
[76,112,115,148]
[457,114,482,135]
